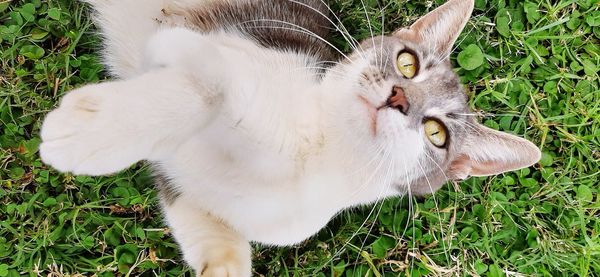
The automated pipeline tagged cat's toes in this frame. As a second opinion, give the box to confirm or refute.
[192,246,252,277]
[39,90,142,175]
[39,132,120,176]
[40,93,99,172]
[40,92,100,140]
[199,264,237,277]
[199,260,249,277]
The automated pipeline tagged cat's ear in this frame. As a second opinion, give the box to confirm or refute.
[449,124,541,180]
[394,0,474,58]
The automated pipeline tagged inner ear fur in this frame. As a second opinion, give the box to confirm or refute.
[449,124,541,180]
[393,0,475,58]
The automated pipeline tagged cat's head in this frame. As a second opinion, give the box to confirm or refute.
[325,0,541,195]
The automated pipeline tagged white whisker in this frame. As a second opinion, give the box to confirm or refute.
[285,0,365,59]
[351,151,394,273]
[359,0,377,68]
[315,148,391,274]
[415,158,450,266]
[239,19,355,63]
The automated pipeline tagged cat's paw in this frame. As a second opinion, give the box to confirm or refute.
[192,244,252,277]
[40,87,146,175]
[199,262,247,277]
[144,28,225,81]
[197,255,252,277]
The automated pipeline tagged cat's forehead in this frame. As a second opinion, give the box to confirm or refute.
[361,36,468,99]
[409,75,469,119]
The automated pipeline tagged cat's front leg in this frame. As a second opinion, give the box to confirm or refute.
[144,27,227,81]
[164,199,252,277]
[40,67,222,175]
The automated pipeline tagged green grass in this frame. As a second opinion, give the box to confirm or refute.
[1,0,599,276]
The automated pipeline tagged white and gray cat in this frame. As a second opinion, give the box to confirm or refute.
[39,0,541,275]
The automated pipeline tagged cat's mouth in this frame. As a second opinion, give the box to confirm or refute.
[358,96,379,136]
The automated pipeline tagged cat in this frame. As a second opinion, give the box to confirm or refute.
[39,0,541,276]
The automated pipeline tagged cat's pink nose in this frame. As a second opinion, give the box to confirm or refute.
[387,86,410,115]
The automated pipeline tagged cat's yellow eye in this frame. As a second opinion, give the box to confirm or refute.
[397,52,417,78]
[424,120,447,148]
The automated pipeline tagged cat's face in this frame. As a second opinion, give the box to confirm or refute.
[351,35,472,196]
[326,0,540,195]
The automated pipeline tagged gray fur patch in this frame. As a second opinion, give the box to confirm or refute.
[152,165,181,206]
[183,0,335,62]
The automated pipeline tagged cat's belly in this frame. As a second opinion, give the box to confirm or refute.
[160,124,357,245]
[167,167,345,245]
[212,189,338,245]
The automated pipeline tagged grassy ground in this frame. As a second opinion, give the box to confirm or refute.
[1,0,599,276]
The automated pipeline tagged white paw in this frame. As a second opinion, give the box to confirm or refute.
[144,28,225,81]
[200,264,243,277]
[198,254,252,277]
[145,27,203,67]
[40,87,146,175]
[188,243,252,277]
